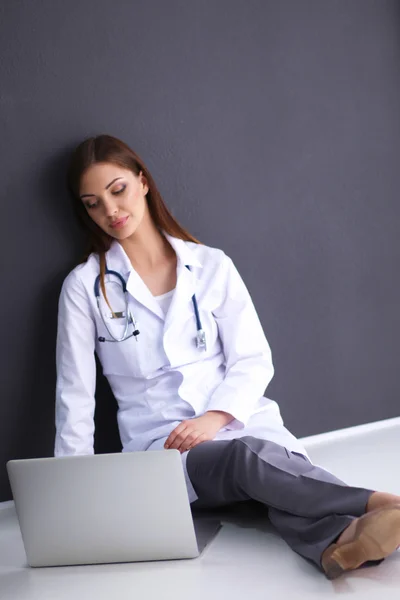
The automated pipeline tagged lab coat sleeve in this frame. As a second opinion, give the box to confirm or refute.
[206,254,274,429]
[54,269,96,456]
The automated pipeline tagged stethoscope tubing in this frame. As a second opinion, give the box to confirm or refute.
[94,264,206,350]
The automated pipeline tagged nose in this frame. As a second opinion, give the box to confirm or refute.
[102,195,119,218]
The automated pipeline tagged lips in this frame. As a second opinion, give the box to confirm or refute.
[110,216,129,229]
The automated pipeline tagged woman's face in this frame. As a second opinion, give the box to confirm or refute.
[79,162,149,239]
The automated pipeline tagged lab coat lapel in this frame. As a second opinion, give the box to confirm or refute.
[105,232,202,323]
[105,242,165,320]
[163,259,197,335]
[125,270,165,320]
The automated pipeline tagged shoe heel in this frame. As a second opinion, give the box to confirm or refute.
[331,540,369,571]
[321,544,346,580]
[322,541,369,580]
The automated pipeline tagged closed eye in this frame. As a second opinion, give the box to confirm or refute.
[114,186,126,194]
[85,185,126,209]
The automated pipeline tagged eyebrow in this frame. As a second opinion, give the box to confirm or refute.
[80,177,124,199]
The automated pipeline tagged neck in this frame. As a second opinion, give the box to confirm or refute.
[118,217,174,271]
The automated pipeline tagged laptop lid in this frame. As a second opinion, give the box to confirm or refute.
[7,450,200,567]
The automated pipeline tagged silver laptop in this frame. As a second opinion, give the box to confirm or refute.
[6,450,221,568]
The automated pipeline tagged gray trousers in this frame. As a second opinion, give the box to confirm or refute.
[186,436,380,571]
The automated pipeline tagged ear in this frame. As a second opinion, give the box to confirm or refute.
[139,171,149,196]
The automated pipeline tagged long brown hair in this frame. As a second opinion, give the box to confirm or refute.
[66,134,202,313]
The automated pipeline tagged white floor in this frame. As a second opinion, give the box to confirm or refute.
[1,417,400,600]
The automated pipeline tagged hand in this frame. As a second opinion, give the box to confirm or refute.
[164,411,234,453]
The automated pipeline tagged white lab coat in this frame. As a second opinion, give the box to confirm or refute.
[55,230,308,502]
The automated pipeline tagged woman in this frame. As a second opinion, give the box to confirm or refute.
[55,134,400,580]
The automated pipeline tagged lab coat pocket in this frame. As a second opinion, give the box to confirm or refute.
[95,313,168,379]
[95,315,147,378]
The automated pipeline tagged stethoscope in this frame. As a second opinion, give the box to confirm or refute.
[94,263,207,351]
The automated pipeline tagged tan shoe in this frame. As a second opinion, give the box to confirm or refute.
[321,504,400,580]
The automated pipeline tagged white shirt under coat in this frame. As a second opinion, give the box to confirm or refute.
[55,231,309,502]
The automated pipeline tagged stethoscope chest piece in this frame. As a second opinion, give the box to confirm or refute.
[196,329,207,351]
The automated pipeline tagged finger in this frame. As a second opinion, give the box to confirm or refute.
[169,427,197,451]
[187,432,208,451]
[177,430,202,453]
[164,422,188,449]
[166,426,193,450]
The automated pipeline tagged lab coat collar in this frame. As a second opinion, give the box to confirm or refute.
[162,230,203,270]
[104,230,202,322]
[105,229,202,278]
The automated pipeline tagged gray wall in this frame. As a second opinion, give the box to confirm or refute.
[1,0,400,502]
